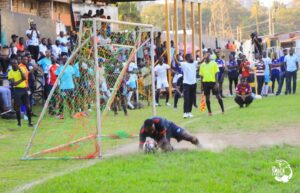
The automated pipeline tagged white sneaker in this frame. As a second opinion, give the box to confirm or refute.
[88,108,92,112]
[155,103,159,106]
[188,113,194,117]
[183,113,188,118]
[24,115,28,121]
[166,103,171,106]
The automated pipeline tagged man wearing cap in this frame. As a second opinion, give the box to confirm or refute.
[26,22,40,61]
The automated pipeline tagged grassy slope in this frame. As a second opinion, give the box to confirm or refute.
[0,81,299,192]
[28,146,300,193]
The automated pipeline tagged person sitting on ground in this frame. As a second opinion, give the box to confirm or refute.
[139,116,201,152]
[235,78,253,108]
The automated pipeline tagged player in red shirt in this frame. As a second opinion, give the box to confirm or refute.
[235,78,253,108]
[48,57,59,115]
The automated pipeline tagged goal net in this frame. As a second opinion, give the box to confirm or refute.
[23,18,156,160]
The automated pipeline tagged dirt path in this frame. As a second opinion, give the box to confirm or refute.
[10,125,300,193]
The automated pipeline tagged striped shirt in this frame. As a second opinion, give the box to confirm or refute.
[255,60,265,76]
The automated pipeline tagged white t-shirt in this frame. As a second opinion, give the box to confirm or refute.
[39,44,47,56]
[181,61,198,85]
[26,30,40,46]
[51,45,61,59]
[284,54,299,72]
[262,57,272,74]
[128,62,138,72]
[57,36,69,53]
[155,64,169,81]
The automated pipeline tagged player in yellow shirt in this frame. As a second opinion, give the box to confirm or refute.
[199,53,224,116]
[8,59,33,127]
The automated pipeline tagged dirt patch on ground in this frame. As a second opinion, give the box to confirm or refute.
[105,124,300,156]
[11,125,300,193]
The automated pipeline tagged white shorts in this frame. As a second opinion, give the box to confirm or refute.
[156,79,169,89]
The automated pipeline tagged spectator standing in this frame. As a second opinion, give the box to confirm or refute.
[8,34,18,58]
[16,37,25,54]
[38,50,52,99]
[55,56,75,119]
[39,38,48,59]
[270,53,281,94]
[57,31,69,56]
[26,22,40,61]
[154,58,170,106]
[254,54,265,95]
[227,54,239,96]
[284,48,299,94]
[48,57,59,115]
[276,49,288,95]
[51,40,61,60]
[179,54,199,118]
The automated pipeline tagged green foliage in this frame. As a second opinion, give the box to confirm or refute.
[118,3,142,23]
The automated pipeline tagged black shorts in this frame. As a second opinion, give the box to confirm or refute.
[14,88,30,106]
[60,89,74,99]
[167,122,186,142]
[202,82,219,95]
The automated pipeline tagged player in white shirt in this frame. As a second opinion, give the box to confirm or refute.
[127,61,138,109]
[262,52,272,96]
[154,58,170,106]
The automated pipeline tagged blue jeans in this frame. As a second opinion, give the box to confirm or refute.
[286,70,297,94]
[276,71,286,94]
[0,86,11,110]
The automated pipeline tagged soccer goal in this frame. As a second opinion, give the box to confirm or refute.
[22,18,156,160]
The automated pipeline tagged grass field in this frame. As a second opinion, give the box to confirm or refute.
[0,80,299,193]
[26,146,300,193]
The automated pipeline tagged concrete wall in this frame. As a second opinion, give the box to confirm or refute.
[1,10,56,46]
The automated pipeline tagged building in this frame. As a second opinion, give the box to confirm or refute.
[0,0,115,46]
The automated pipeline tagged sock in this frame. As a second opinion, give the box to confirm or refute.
[16,110,21,125]
[127,91,133,103]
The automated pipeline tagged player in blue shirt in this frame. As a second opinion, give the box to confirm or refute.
[55,56,75,119]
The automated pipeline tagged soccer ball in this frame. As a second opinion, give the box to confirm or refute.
[143,140,157,154]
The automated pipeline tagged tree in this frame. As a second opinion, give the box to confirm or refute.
[118,3,142,23]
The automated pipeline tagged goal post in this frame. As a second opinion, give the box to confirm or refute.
[22,18,156,160]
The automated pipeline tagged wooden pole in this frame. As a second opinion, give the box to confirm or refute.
[182,0,187,57]
[198,2,202,58]
[174,0,178,55]
[191,2,195,58]
[165,0,172,97]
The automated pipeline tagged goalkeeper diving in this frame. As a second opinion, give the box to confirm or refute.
[139,116,201,151]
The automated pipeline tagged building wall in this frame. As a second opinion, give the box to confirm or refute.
[52,2,71,26]
[0,0,11,10]
[1,10,56,46]
[11,0,38,15]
